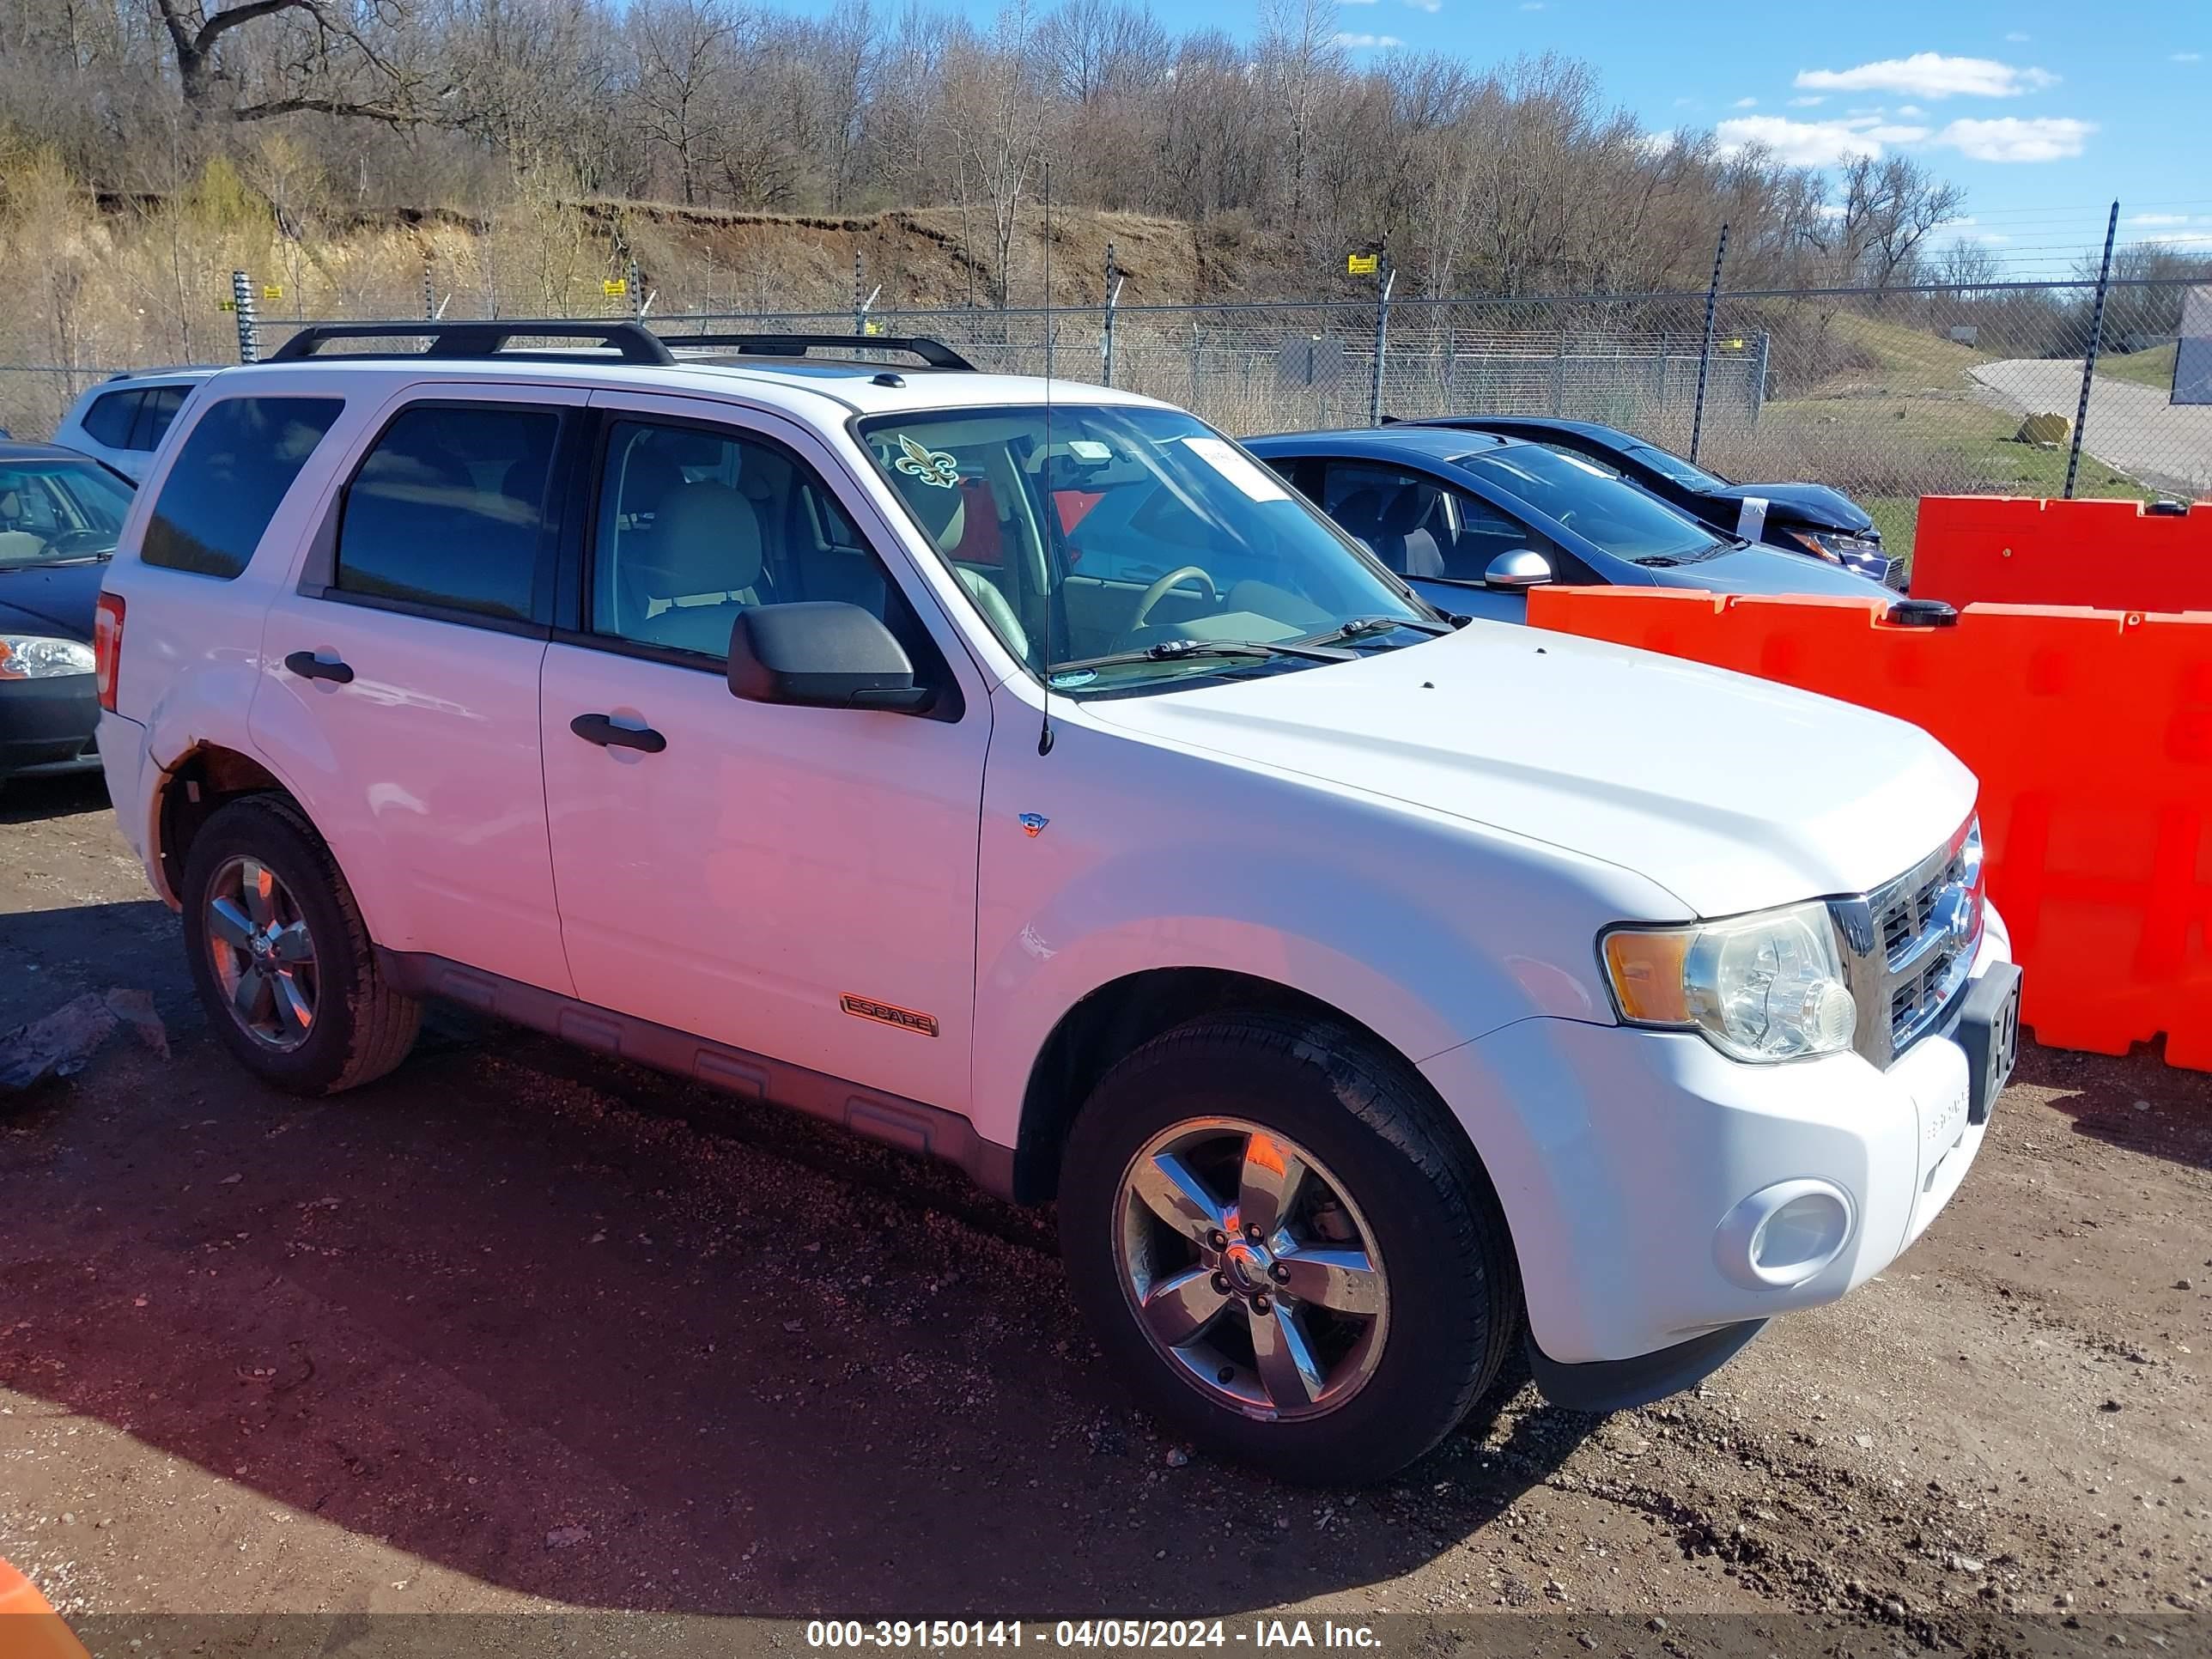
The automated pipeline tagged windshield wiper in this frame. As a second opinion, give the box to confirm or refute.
[1297,613,1453,648]
[1053,637,1356,676]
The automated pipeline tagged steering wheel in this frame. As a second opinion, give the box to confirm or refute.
[1128,566,1219,633]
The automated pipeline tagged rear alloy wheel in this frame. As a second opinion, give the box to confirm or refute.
[204,855,320,1052]
[1060,1012,1521,1486]
[180,794,421,1095]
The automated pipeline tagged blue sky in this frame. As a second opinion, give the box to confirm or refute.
[908,0,2203,276]
[1314,0,2210,274]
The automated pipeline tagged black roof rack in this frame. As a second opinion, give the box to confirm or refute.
[663,332,975,371]
[268,320,677,366]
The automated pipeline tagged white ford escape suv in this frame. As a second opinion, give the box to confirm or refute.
[94,322,2021,1485]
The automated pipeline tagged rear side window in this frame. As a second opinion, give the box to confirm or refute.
[334,404,560,623]
[141,397,346,580]
[79,390,142,448]
[131,384,191,451]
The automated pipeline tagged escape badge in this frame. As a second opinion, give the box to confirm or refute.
[892,434,961,489]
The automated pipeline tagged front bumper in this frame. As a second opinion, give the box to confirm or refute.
[1420,908,2013,1388]
[0,671,100,781]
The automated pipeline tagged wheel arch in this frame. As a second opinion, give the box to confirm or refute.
[1011,966,1465,1205]
[154,743,299,903]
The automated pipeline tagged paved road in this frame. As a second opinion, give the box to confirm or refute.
[1972,358,2212,495]
[2,774,2209,1651]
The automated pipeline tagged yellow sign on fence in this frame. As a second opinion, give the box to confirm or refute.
[1347,252,1380,276]
[863,318,885,336]
[603,277,629,298]
[263,285,283,301]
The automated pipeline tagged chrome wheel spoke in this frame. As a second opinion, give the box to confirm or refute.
[1139,1267,1231,1348]
[1277,1247,1384,1316]
[208,897,256,952]
[232,969,273,1026]
[1249,1304,1326,1410]
[269,921,315,965]
[1130,1152,1228,1243]
[1237,1131,1309,1241]
[240,861,277,927]
[270,969,314,1033]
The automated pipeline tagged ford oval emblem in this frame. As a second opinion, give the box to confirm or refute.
[1929,884,1974,945]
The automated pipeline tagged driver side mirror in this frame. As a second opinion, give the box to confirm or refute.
[727,602,934,713]
[1483,549,1553,591]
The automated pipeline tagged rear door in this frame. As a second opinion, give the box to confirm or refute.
[249,384,586,994]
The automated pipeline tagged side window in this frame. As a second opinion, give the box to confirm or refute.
[130,385,191,452]
[1437,488,1563,582]
[79,390,143,449]
[1318,461,1456,579]
[590,419,913,662]
[334,403,561,623]
[141,396,345,580]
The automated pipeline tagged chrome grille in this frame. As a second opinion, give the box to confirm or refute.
[1829,817,1982,1069]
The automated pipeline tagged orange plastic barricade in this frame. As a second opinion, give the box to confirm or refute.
[0,1558,89,1659]
[1913,495,2212,612]
[1525,586,2212,1070]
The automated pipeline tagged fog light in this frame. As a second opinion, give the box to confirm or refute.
[1715,1179,1855,1291]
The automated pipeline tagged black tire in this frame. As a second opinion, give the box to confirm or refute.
[1059,1011,1521,1486]
[179,793,421,1095]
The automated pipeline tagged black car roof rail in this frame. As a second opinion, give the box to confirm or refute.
[267,320,678,366]
[662,332,976,371]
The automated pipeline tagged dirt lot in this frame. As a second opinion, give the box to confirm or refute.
[3,774,2209,1652]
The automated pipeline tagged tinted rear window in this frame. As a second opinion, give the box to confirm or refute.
[131,384,191,451]
[80,390,142,448]
[334,404,560,623]
[140,397,345,580]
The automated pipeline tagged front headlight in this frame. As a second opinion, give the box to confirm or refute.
[0,635,96,680]
[1788,529,1882,562]
[1601,901,1858,1062]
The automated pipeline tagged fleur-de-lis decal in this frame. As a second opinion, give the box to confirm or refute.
[892,433,962,489]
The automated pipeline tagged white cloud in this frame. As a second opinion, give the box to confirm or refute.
[1896,104,1924,116]
[1333,30,1401,46]
[1401,0,1442,11]
[2174,52,2203,63]
[1717,115,1887,166]
[2135,230,2212,246]
[1732,96,1758,108]
[1814,203,1847,219]
[1933,115,2095,161]
[1671,95,1696,108]
[2004,31,2029,43]
[1795,53,2058,100]
[1635,130,1674,156]
[2130,212,2191,226]
[1518,2,1544,9]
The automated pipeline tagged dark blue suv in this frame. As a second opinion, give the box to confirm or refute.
[1243,427,1894,623]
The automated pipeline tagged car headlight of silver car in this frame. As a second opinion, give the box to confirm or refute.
[1601,901,1857,1062]
[0,635,97,680]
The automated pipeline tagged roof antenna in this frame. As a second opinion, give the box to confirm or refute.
[1037,160,1057,757]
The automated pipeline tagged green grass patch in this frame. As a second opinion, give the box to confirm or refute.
[2096,343,2178,392]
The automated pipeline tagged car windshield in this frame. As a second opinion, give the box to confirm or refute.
[1459,446,1725,565]
[0,457,133,568]
[859,404,1434,693]
[1623,441,1731,492]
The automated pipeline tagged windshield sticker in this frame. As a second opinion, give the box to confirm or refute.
[1180,435,1290,502]
[892,434,962,489]
[1048,668,1098,689]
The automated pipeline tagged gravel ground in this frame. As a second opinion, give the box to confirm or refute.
[3,773,2209,1652]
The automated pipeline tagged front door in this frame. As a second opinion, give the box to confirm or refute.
[537,393,992,1111]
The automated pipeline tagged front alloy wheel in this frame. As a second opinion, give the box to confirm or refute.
[1117,1117,1389,1419]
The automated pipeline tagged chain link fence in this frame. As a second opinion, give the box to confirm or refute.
[5,276,2206,556]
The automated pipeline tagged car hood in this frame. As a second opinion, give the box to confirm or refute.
[0,559,105,640]
[1650,544,1892,598]
[1699,482,1875,535]
[1086,622,1972,918]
